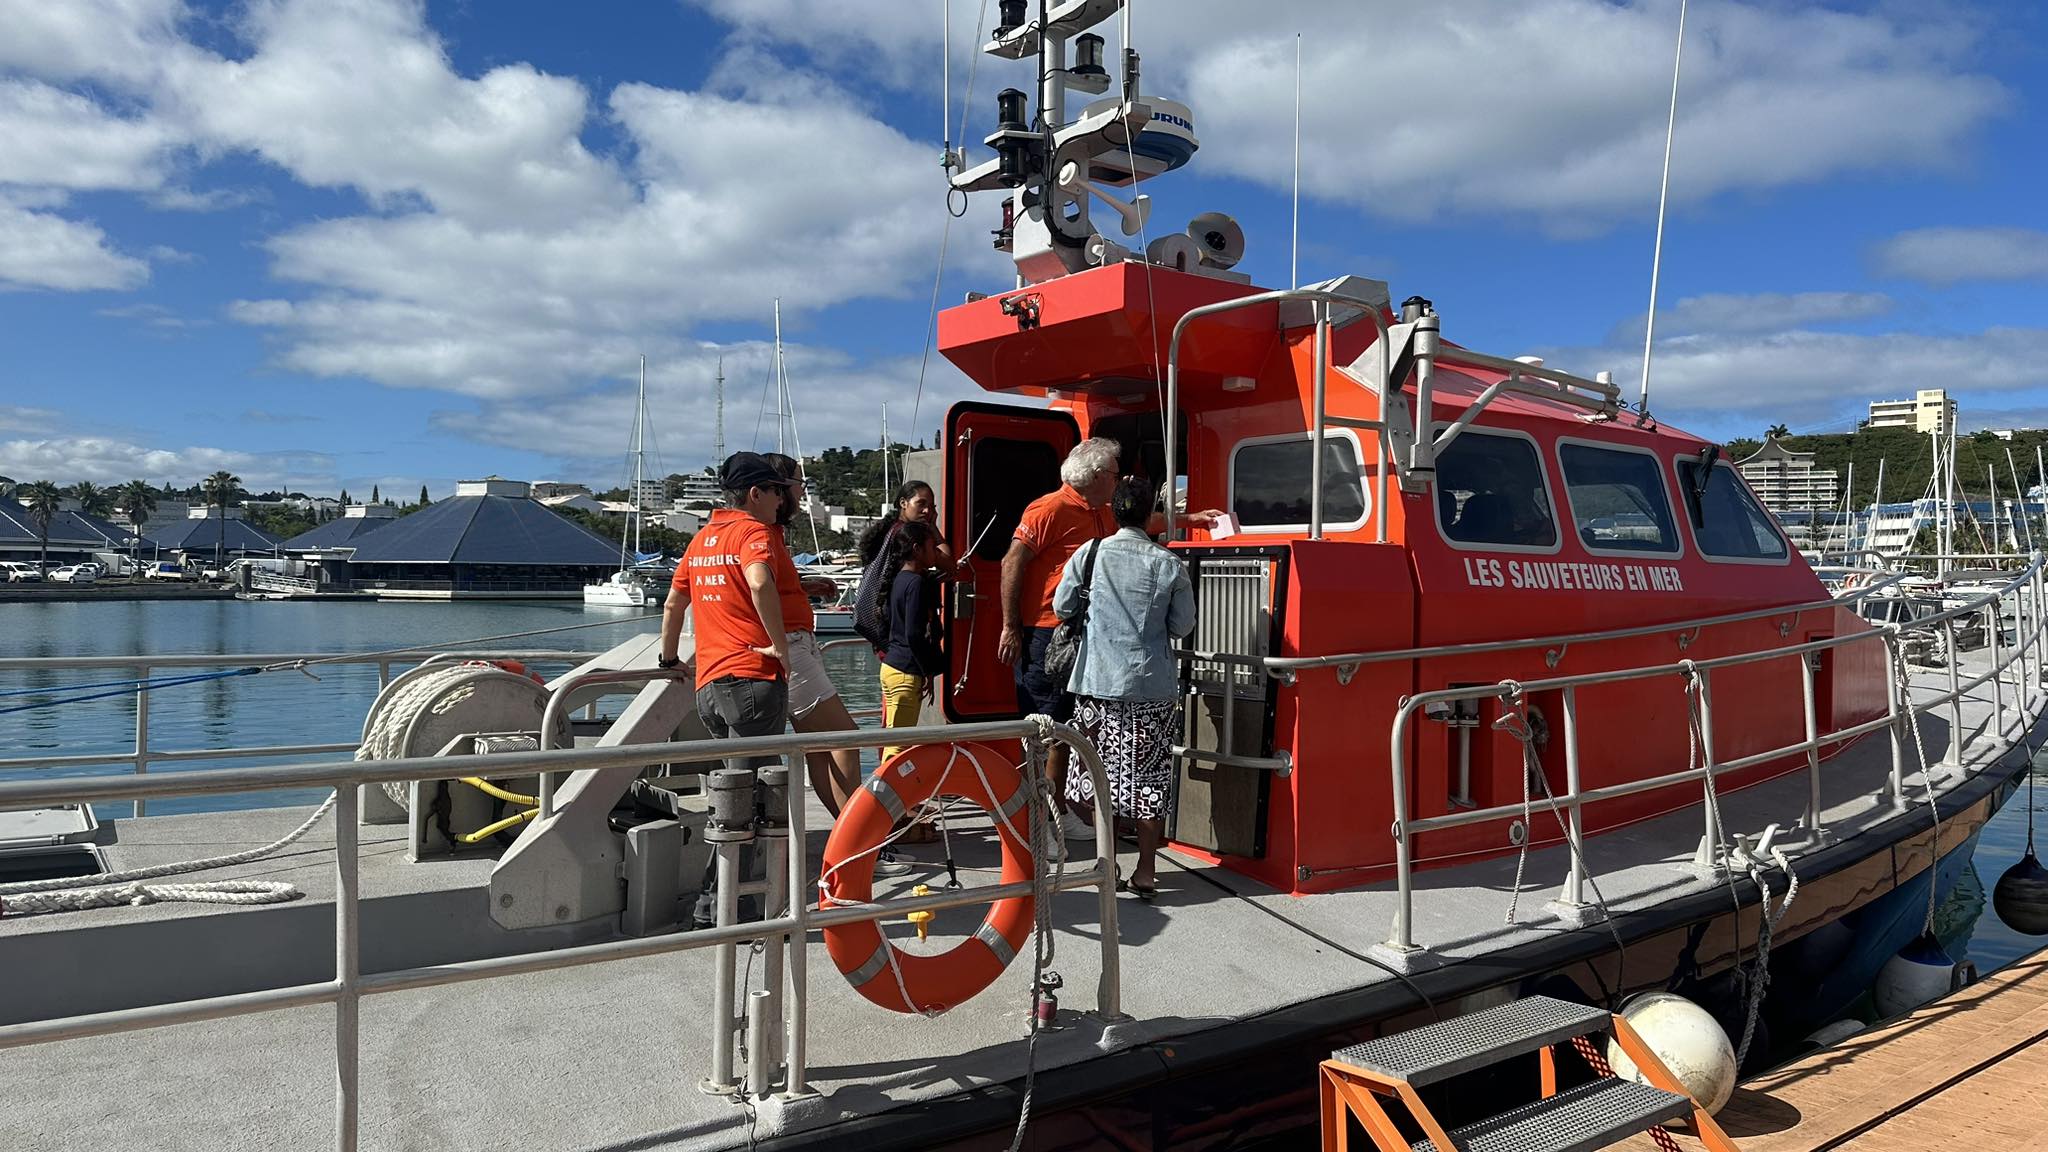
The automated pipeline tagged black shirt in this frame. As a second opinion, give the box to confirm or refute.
[882,571,945,676]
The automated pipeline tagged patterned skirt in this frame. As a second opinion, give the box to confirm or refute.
[1065,695,1178,821]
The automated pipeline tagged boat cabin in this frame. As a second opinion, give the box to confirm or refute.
[929,262,1886,895]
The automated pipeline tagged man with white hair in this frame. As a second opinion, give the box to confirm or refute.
[998,437,1121,841]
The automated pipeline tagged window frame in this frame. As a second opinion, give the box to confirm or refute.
[1555,436,1686,560]
[1673,454,1793,566]
[1431,425,1564,556]
[1226,428,1373,535]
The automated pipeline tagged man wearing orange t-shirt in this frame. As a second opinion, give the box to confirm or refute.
[999,437,1120,841]
[660,452,797,927]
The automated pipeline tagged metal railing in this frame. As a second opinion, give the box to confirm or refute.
[1360,555,2048,964]
[0,649,597,816]
[0,717,1124,1152]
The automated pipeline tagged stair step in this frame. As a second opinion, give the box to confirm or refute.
[1409,1078,1693,1152]
[1331,995,1610,1087]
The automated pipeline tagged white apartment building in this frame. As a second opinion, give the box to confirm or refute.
[1866,388,1956,436]
[674,472,723,505]
[1736,437,1841,514]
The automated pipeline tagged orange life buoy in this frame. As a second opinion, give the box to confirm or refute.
[469,658,545,686]
[819,741,1036,1014]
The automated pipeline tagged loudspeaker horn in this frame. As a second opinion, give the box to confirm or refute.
[1188,211,1245,270]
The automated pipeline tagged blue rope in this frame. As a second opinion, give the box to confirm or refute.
[0,667,262,717]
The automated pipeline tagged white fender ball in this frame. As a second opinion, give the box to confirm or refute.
[1873,933,1957,1018]
[1604,992,1737,1115]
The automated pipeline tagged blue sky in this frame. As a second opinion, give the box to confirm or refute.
[1,0,2044,499]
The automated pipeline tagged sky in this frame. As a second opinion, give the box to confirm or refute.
[1,0,2044,499]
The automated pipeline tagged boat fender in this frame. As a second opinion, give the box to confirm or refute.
[818,741,1037,1015]
[1802,1018,1867,1050]
[1993,848,2048,936]
[1872,931,1958,1018]
[1605,992,1737,1115]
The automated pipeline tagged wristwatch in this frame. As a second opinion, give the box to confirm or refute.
[657,654,681,670]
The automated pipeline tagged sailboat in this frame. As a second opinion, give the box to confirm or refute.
[584,356,666,607]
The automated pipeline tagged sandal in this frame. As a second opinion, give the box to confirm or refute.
[1117,877,1158,902]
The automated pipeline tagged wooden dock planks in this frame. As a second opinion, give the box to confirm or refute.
[1614,953,2048,1151]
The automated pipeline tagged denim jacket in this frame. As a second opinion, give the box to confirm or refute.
[1052,527,1196,702]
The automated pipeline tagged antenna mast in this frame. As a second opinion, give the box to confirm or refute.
[1637,0,1687,417]
[1291,32,1302,290]
[713,356,725,465]
[881,401,891,513]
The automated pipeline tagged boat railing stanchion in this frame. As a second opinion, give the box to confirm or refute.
[1884,632,1908,812]
[758,762,791,1089]
[1991,593,2009,739]
[701,766,752,1096]
[133,661,150,818]
[1688,669,1726,880]
[1049,723,1125,1019]
[335,782,361,1152]
[779,749,813,1099]
[1797,651,1829,845]
[1545,686,1602,926]
[1943,615,1965,770]
[1371,703,1428,971]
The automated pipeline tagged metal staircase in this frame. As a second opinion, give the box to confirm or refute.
[1319,995,1738,1152]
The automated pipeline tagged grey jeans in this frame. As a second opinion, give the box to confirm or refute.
[692,675,787,927]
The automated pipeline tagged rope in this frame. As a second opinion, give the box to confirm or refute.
[1008,720,1067,1152]
[1573,1035,1684,1152]
[0,667,257,699]
[0,793,336,916]
[1889,634,1942,934]
[0,667,260,716]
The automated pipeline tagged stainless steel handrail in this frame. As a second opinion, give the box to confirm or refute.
[1367,553,2047,960]
[0,649,598,816]
[0,716,1125,1152]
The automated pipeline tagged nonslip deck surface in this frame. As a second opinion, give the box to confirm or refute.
[2,657,2040,1150]
[1615,951,2048,1151]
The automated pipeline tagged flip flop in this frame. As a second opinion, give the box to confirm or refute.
[1117,877,1157,902]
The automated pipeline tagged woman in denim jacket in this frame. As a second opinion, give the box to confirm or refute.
[1052,476,1196,899]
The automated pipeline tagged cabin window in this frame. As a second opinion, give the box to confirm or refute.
[1559,443,1680,554]
[1679,460,1789,561]
[1229,433,1369,530]
[1436,431,1558,549]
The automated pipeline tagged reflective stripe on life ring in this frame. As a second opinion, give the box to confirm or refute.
[819,741,1036,1015]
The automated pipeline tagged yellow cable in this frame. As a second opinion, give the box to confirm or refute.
[460,777,537,806]
[455,806,538,845]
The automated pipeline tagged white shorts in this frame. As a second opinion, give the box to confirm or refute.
[784,630,839,719]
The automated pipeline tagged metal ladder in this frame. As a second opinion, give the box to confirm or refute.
[1319,995,1739,1152]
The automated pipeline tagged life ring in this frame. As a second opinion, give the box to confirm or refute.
[819,741,1036,1014]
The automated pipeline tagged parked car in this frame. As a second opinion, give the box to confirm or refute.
[2,561,43,583]
[48,565,98,584]
[142,561,189,581]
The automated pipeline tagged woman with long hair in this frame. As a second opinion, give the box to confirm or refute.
[875,519,944,758]
[1052,475,1195,900]
[858,480,957,570]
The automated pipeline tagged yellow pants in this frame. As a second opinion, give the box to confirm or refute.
[879,662,927,761]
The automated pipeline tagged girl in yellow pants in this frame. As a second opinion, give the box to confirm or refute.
[877,521,944,761]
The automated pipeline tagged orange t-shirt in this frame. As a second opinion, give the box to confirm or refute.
[677,509,781,686]
[771,526,816,634]
[1013,485,1115,628]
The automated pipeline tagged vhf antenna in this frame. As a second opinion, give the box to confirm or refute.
[713,355,725,465]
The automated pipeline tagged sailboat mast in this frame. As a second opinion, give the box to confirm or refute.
[774,299,788,456]
[632,355,646,559]
[713,356,725,465]
[881,401,890,511]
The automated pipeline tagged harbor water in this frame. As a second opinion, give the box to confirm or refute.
[3,598,2045,983]
[0,598,887,816]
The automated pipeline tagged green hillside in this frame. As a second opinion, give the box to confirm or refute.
[1725,427,2048,508]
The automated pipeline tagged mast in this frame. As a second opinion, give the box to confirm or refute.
[881,401,891,512]
[2008,446,2034,552]
[713,356,725,465]
[1837,460,1853,563]
[1989,465,2002,555]
[1870,457,1885,560]
[1637,0,1688,417]
[774,299,787,456]
[632,355,646,561]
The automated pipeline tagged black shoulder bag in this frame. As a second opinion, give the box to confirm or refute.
[1039,539,1100,684]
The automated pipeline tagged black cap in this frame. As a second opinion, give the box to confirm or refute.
[719,451,793,494]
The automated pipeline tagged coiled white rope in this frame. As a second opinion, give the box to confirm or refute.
[0,794,336,917]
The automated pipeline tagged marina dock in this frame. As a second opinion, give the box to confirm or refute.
[1619,951,2048,1151]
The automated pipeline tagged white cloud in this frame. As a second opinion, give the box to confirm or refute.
[1872,227,2048,285]
[0,405,60,435]
[0,79,177,191]
[1536,324,2048,433]
[0,196,149,291]
[1609,290,1893,344]
[0,434,336,491]
[697,0,2007,226]
[0,0,189,90]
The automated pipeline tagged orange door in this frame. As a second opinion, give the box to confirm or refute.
[941,402,1079,722]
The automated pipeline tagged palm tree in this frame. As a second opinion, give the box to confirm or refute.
[1766,423,1790,440]
[117,479,158,564]
[202,470,242,573]
[20,480,63,573]
[70,481,113,520]
[0,475,15,499]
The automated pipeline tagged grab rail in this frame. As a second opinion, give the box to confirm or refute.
[0,649,597,816]
[0,716,1124,1152]
[1363,552,2047,965]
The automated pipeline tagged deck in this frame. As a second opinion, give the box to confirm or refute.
[1618,950,2048,1151]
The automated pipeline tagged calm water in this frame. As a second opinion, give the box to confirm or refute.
[2,599,2043,978]
[0,599,884,816]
